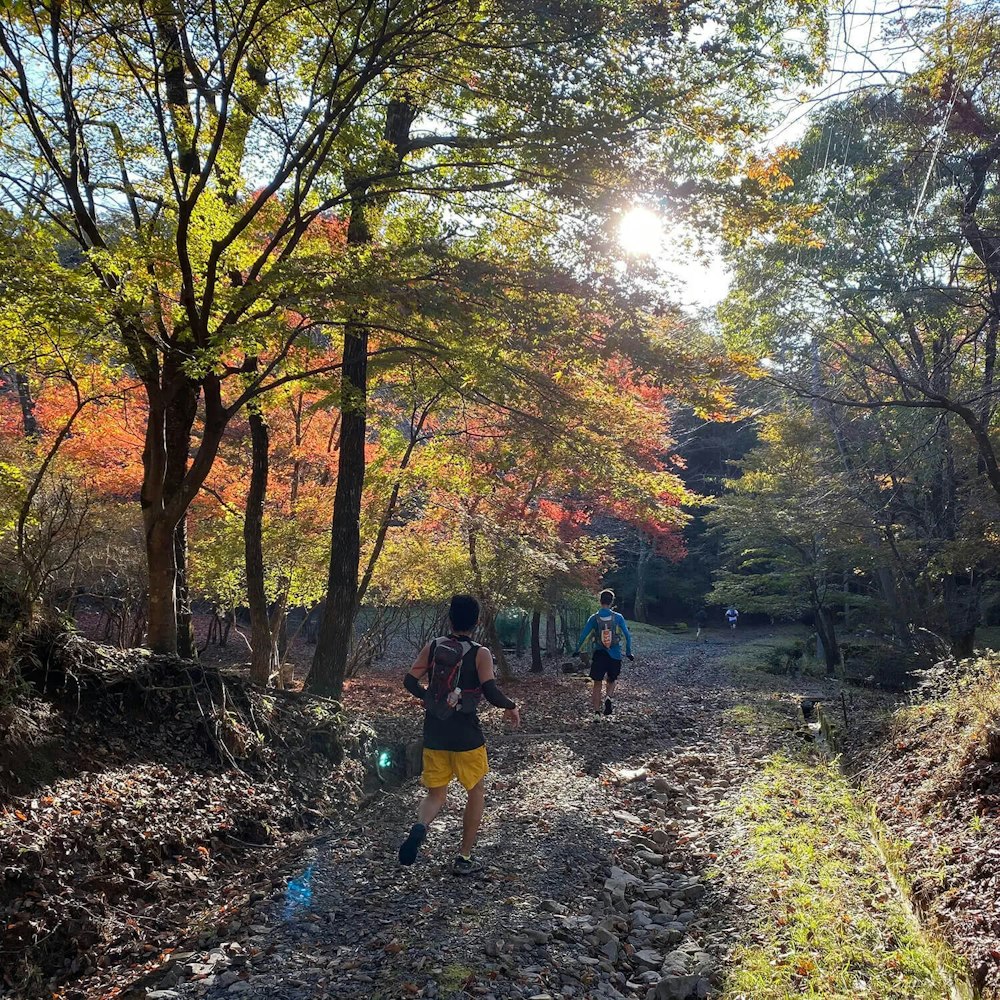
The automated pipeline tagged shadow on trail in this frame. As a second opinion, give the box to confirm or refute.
[139,645,779,1000]
[250,662,738,997]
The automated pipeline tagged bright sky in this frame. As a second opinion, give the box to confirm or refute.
[623,0,924,311]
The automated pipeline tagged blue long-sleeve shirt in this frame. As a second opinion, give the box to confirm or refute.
[575,611,632,661]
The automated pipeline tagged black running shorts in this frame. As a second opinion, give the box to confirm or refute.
[590,649,621,683]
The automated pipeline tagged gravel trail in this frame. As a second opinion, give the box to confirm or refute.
[140,632,863,1000]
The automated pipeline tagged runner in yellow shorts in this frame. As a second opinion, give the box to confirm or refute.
[421,745,489,791]
[399,594,520,875]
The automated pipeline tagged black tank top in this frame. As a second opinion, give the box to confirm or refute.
[422,638,486,752]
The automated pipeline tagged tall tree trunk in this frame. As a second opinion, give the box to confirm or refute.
[944,572,980,660]
[270,586,289,669]
[277,606,289,661]
[245,407,275,685]
[560,610,572,653]
[545,606,558,656]
[307,98,418,699]
[174,516,196,659]
[530,610,543,672]
[142,387,176,654]
[516,614,528,656]
[145,517,177,653]
[634,534,651,623]
[308,310,368,697]
[141,407,227,654]
[484,614,509,678]
[141,366,224,655]
[125,11,192,657]
[813,603,840,675]
[164,375,198,657]
[6,369,38,437]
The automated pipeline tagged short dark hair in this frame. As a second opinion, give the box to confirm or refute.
[599,589,615,606]
[449,593,480,632]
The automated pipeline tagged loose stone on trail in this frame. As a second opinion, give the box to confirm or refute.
[650,974,710,1000]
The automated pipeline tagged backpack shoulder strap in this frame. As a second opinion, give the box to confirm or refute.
[461,640,483,691]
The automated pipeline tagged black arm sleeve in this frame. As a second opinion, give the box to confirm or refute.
[403,672,426,700]
[481,679,515,710]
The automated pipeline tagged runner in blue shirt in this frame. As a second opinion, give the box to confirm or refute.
[573,589,633,717]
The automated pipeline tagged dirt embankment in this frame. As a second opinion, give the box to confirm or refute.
[836,659,1000,999]
[0,629,371,1000]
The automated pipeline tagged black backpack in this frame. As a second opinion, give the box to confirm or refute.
[596,608,620,649]
[425,636,482,720]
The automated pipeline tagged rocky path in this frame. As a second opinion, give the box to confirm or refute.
[141,632,950,1000]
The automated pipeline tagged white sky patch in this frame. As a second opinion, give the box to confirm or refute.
[667,246,732,310]
[656,0,925,309]
[766,0,925,147]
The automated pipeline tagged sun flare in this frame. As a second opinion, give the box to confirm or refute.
[618,206,664,257]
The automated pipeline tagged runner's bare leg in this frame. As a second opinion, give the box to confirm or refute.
[417,784,448,827]
[591,679,603,711]
[461,780,485,855]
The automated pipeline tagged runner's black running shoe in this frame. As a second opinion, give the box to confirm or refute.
[603,697,613,716]
[398,823,427,866]
[452,855,481,876]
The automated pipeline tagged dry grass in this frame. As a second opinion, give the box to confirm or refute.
[902,655,1000,770]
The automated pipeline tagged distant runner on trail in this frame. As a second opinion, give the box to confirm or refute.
[398,594,520,875]
[573,589,633,717]
[726,606,739,630]
[694,607,707,642]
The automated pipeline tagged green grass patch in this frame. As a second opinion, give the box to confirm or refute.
[722,753,955,1000]
[721,700,796,734]
[627,621,675,639]
[626,621,700,654]
[715,627,826,679]
[439,963,474,991]
[974,626,1000,652]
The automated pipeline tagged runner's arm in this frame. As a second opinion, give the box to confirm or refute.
[475,648,519,723]
[403,642,433,700]
[617,615,633,658]
[573,615,596,655]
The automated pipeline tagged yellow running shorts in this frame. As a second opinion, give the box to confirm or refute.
[422,746,489,790]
